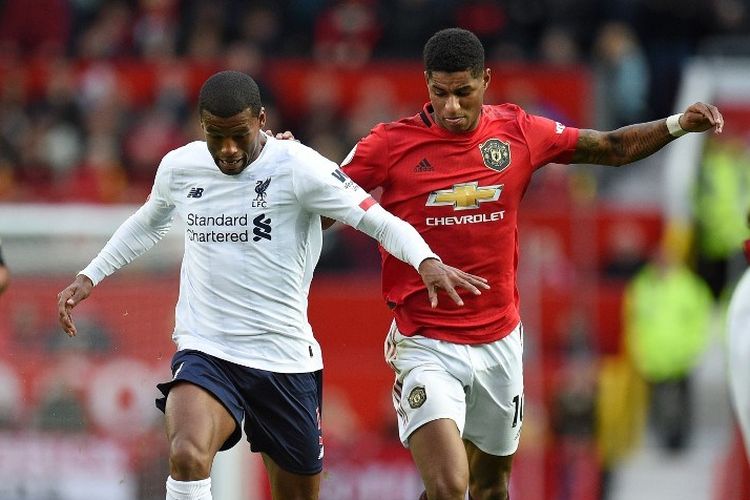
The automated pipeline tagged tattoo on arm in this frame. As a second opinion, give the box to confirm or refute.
[571,119,675,166]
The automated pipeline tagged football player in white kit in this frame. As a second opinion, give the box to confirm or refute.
[727,212,750,457]
[56,71,488,500]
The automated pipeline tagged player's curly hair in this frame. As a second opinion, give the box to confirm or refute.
[199,71,262,118]
[423,28,485,78]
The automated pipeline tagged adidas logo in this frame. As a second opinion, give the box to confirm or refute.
[187,187,204,198]
[414,159,433,172]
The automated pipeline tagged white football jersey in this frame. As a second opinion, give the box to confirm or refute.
[81,137,380,373]
[728,267,750,455]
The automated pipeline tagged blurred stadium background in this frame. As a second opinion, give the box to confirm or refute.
[1,0,750,499]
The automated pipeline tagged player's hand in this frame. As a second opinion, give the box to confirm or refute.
[417,258,490,308]
[264,129,297,141]
[57,274,94,337]
[680,102,724,134]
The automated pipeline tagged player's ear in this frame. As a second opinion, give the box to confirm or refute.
[258,106,267,128]
[424,70,431,88]
[483,68,491,89]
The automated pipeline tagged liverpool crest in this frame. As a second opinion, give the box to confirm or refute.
[479,139,511,172]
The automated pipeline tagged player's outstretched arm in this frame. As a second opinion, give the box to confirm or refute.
[418,258,490,308]
[57,274,94,337]
[571,102,724,166]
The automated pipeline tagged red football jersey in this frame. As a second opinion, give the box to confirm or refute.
[342,103,580,344]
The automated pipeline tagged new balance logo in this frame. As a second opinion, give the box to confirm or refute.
[414,159,433,172]
[187,187,204,198]
[252,214,272,242]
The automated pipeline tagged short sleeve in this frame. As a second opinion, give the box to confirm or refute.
[517,109,579,168]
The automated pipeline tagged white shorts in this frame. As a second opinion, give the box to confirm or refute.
[385,321,524,456]
[728,268,750,455]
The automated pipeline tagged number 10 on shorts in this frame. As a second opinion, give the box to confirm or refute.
[512,394,524,428]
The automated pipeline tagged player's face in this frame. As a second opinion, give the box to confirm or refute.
[425,69,490,133]
[201,107,267,175]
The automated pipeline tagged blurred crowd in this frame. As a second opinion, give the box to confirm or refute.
[1,0,749,204]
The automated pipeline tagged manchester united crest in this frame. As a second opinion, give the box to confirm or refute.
[407,386,427,409]
[479,138,511,172]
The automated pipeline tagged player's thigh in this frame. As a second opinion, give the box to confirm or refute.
[262,452,320,500]
[409,418,469,489]
[242,370,324,476]
[165,381,237,457]
[463,325,524,457]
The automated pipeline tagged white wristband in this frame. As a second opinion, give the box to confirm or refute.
[666,113,688,137]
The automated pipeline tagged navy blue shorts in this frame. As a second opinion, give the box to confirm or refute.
[155,349,324,475]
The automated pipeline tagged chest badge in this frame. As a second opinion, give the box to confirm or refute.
[252,177,271,208]
[479,138,511,172]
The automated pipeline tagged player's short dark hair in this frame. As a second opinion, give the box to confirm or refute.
[198,71,262,118]
[423,28,485,78]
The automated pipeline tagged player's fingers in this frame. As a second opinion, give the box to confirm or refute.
[457,279,483,296]
[712,108,724,133]
[461,274,490,289]
[441,282,465,307]
[448,267,490,289]
[427,285,438,309]
[58,308,76,337]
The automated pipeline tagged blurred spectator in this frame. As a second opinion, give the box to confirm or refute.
[313,0,382,67]
[0,0,70,59]
[549,311,601,500]
[601,221,650,282]
[61,139,133,203]
[180,0,225,62]
[27,60,86,185]
[593,22,651,130]
[32,353,91,432]
[692,137,750,298]
[454,0,507,49]
[631,0,717,118]
[296,71,346,145]
[74,1,134,59]
[0,70,32,187]
[132,0,179,60]
[377,0,456,57]
[623,238,713,452]
[233,2,284,54]
[538,26,581,65]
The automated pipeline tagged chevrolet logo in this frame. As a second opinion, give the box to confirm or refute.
[426,182,503,211]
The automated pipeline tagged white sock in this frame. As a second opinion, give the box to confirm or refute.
[165,476,212,500]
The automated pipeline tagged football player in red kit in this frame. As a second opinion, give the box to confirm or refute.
[333,28,724,500]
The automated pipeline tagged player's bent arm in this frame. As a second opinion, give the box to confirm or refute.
[80,202,174,285]
[355,203,439,270]
[571,102,724,167]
